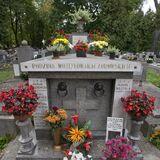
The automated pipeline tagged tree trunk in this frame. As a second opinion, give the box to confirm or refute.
[154,0,159,10]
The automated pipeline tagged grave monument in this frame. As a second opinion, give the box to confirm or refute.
[16,53,142,159]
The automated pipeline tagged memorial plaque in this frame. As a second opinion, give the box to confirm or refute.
[106,117,123,141]
[29,78,49,128]
[115,79,132,92]
[71,33,88,45]
[13,64,20,76]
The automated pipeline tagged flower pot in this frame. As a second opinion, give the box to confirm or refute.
[76,51,87,57]
[52,51,60,59]
[94,51,103,57]
[128,119,144,141]
[59,51,66,56]
[14,114,30,122]
[109,52,116,59]
[53,127,62,151]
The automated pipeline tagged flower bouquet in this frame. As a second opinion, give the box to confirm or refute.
[44,106,67,150]
[121,89,155,121]
[47,37,72,58]
[63,115,93,156]
[149,129,160,150]
[0,83,38,122]
[101,137,138,160]
[63,149,93,160]
[74,41,88,57]
[89,41,108,56]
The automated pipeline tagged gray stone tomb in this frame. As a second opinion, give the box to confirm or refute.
[18,54,142,159]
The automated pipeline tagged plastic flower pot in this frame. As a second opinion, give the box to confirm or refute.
[94,51,103,57]
[109,52,115,59]
[76,51,87,57]
[52,51,60,59]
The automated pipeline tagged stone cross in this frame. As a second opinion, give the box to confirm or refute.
[63,88,98,121]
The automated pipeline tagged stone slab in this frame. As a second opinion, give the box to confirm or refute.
[0,115,17,136]
[16,139,105,160]
[21,54,142,73]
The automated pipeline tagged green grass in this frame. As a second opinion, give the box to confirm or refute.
[0,68,14,84]
[147,69,160,88]
[0,135,12,151]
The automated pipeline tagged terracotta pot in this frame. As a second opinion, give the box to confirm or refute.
[76,51,87,57]
[14,114,30,122]
[53,127,62,151]
[52,51,60,59]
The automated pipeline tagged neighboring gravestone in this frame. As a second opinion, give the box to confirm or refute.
[17,40,34,64]
[0,50,8,62]
[19,54,142,159]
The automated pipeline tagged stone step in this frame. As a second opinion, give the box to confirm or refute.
[16,139,105,160]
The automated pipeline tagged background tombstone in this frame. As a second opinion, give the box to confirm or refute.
[17,40,34,64]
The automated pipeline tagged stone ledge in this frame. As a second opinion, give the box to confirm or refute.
[16,139,105,160]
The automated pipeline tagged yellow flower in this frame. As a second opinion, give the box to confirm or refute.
[44,115,60,124]
[52,38,69,45]
[67,127,85,142]
[57,109,67,119]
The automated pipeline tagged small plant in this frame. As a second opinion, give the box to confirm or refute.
[0,134,13,151]
[69,7,94,24]
[107,46,120,54]
[44,106,67,130]
[149,129,160,150]
[121,89,155,120]
[20,72,28,81]
[101,137,138,160]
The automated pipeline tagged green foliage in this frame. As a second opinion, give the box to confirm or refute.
[0,135,12,151]
[147,69,160,88]
[0,68,14,84]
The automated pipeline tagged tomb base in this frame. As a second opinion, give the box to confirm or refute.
[16,139,105,160]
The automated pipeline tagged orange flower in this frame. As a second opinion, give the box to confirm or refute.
[57,109,67,119]
[44,115,60,124]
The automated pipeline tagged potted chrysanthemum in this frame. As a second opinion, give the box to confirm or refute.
[47,38,72,59]
[107,46,120,59]
[89,41,108,56]
[74,41,88,57]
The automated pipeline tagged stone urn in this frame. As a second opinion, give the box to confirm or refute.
[128,117,145,141]
[53,127,62,151]
[16,118,36,155]
[77,21,85,33]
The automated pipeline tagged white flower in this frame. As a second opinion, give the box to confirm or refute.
[63,157,68,160]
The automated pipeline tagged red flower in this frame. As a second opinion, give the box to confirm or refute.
[71,115,79,125]
[83,142,91,151]
[86,130,92,139]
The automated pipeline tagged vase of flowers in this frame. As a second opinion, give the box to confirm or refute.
[74,41,88,57]
[121,89,155,140]
[69,7,94,33]
[107,46,120,59]
[44,106,67,151]
[63,115,93,156]
[0,83,38,154]
[0,83,38,121]
[47,37,72,59]
[101,137,138,160]
[89,41,108,56]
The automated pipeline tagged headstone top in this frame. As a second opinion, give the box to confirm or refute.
[21,40,28,46]
[21,54,142,73]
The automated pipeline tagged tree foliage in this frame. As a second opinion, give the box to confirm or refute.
[0,0,158,52]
